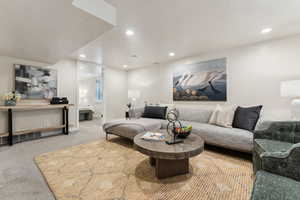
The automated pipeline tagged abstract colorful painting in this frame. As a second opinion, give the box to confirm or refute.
[173,58,227,101]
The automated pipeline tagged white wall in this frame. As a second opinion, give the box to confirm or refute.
[79,78,97,106]
[104,67,128,121]
[53,59,79,130]
[0,56,79,133]
[128,36,300,120]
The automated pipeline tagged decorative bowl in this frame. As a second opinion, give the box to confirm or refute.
[177,130,191,139]
[173,127,192,139]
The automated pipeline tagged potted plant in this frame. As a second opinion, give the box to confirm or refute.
[3,91,21,106]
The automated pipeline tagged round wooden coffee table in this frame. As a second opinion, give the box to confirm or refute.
[134,131,204,179]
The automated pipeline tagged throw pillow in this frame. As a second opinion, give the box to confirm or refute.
[232,105,263,131]
[209,105,221,124]
[209,105,236,128]
[142,106,168,119]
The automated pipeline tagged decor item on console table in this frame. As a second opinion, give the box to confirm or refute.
[3,91,21,106]
[0,104,73,146]
[50,97,69,105]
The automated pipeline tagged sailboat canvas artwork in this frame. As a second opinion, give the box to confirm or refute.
[173,58,227,101]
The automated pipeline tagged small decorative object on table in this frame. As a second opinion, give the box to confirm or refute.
[176,125,192,139]
[3,91,21,106]
[141,132,165,141]
[166,109,184,145]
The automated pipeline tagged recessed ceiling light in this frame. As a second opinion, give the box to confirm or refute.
[261,28,272,34]
[79,54,86,58]
[123,65,128,68]
[169,52,175,57]
[126,30,134,36]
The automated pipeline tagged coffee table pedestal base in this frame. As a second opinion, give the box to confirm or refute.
[150,157,189,179]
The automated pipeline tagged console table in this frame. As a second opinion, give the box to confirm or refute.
[0,104,73,146]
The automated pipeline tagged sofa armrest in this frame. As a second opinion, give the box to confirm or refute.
[261,151,290,159]
[254,121,299,143]
[261,143,300,181]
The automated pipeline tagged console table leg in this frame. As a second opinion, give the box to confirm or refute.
[8,109,13,146]
[62,107,66,134]
[65,107,69,135]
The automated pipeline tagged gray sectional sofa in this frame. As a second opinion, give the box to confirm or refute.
[103,106,260,153]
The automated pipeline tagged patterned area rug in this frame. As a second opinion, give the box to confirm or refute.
[35,138,253,200]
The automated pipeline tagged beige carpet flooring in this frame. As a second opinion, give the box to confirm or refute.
[35,138,253,200]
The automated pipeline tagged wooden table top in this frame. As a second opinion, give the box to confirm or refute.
[134,131,204,160]
[0,104,73,111]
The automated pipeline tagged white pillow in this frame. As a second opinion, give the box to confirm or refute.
[209,105,236,128]
[209,105,221,124]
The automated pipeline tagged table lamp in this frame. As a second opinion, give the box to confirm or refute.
[128,90,141,107]
[281,80,300,120]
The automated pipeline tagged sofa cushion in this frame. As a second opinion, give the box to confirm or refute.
[209,105,236,128]
[254,139,293,155]
[176,107,213,123]
[233,105,263,131]
[251,170,300,200]
[142,106,168,119]
[178,121,253,152]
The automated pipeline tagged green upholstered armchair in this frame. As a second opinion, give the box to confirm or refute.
[251,170,300,200]
[253,121,300,181]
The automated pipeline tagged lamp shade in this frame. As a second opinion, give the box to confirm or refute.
[281,80,300,97]
[128,90,141,100]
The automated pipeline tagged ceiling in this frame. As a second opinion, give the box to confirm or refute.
[73,0,300,69]
[0,0,115,64]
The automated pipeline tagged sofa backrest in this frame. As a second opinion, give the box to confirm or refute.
[175,106,213,123]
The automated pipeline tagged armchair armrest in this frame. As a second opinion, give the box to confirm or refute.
[254,121,299,143]
[260,143,300,181]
